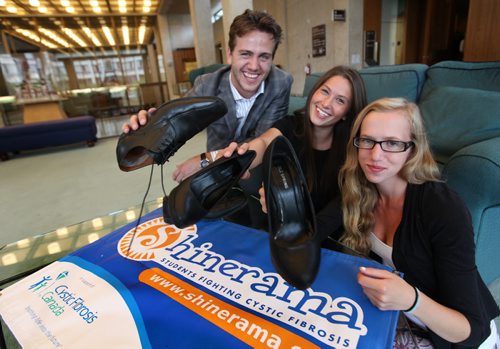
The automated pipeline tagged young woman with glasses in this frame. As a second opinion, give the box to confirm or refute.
[337,97,499,348]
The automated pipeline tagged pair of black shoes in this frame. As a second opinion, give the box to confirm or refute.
[263,136,320,290]
[116,97,319,289]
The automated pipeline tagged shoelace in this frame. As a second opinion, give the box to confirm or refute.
[125,163,168,256]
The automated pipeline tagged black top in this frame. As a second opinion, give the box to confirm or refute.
[317,181,500,348]
[273,114,335,212]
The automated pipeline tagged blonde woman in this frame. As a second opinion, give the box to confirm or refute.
[338,98,499,348]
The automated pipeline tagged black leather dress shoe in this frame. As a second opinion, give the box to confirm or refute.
[262,136,319,290]
[116,96,227,171]
[163,151,256,228]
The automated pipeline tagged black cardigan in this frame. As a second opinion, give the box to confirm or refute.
[317,182,499,348]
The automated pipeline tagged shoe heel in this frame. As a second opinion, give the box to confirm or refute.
[270,157,313,247]
[263,136,320,289]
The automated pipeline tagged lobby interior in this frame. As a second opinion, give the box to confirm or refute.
[0,0,498,129]
[0,1,499,346]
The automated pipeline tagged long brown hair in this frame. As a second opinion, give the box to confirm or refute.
[301,66,367,204]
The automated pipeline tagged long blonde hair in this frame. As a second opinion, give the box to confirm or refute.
[338,98,440,255]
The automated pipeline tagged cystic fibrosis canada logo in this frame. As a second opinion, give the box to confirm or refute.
[29,271,69,292]
[118,217,196,260]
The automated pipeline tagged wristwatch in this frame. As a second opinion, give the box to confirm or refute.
[200,152,210,168]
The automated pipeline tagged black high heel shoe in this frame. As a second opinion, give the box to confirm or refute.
[262,136,319,290]
[163,151,256,228]
[116,96,227,171]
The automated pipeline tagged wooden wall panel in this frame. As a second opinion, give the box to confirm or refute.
[464,0,500,61]
[172,48,196,82]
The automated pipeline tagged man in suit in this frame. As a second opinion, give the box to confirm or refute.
[123,9,293,182]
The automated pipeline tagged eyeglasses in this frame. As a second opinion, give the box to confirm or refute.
[353,137,414,153]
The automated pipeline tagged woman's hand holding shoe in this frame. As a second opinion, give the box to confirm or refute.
[258,186,267,214]
[222,142,252,180]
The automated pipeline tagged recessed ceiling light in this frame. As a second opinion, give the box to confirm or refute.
[138,25,146,44]
[122,25,129,45]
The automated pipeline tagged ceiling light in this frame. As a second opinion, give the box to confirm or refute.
[93,6,101,13]
[29,0,40,7]
[144,0,151,6]
[16,238,31,249]
[39,28,70,47]
[138,25,146,44]
[15,28,58,49]
[122,25,129,45]
[0,0,6,6]
[89,0,98,7]
[56,227,69,237]
[92,218,103,229]
[119,7,127,13]
[125,210,136,221]
[41,40,57,48]
[143,6,150,13]
[61,0,70,6]
[83,27,102,46]
[39,6,48,13]
[66,6,74,13]
[102,26,115,46]
[6,6,17,13]
[87,233,99,243]
[2,253,18,265]
[63,28,87,47]
[47,242,62,254]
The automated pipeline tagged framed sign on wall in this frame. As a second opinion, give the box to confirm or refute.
[312,24,326,57]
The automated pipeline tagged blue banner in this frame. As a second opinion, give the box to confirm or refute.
[0,208,398,348]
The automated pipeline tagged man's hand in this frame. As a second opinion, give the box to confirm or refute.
[121,108,156,133]
[172,155,202,183]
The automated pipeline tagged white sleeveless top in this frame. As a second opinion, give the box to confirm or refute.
[368,232,395,269]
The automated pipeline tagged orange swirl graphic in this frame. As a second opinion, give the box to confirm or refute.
[118,217,196,260]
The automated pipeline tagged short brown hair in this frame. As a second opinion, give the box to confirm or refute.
[228,9,282,57]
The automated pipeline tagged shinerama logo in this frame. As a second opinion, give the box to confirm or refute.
[118,217,196,260]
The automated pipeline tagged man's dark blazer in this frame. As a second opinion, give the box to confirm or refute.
[186,65,293,150]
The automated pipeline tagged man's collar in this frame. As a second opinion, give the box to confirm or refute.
[229,72,265,101]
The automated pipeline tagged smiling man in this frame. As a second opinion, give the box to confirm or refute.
[124,9,293,181]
